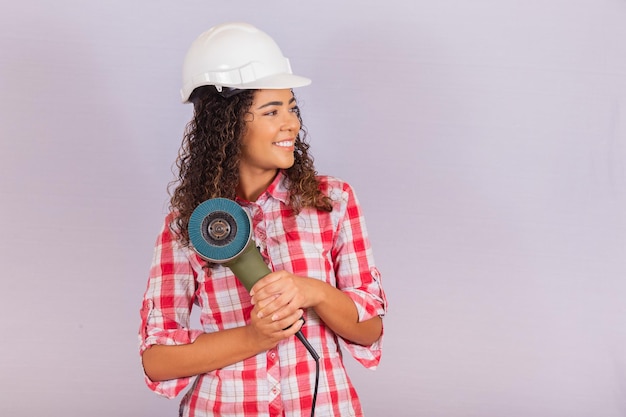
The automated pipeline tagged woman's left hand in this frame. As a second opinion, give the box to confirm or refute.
[249,271,318,323]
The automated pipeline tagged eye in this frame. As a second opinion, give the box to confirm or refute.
[263,109,278,116]
[290,106,300,115]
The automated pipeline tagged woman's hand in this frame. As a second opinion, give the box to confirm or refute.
[250,271,317,322]
[250,270,382,347]
[246,301,304,351]
[245,271,314,350]
[244,271,304,350]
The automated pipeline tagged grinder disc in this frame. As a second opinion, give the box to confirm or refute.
[188,198,251,262]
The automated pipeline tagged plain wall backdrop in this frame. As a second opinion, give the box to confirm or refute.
[1,1,625,416]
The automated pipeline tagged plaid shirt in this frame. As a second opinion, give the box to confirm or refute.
[139,172,387,417]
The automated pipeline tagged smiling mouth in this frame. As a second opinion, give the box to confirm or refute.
[273,140,294,148]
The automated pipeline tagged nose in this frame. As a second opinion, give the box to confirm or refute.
[282,110,300,132]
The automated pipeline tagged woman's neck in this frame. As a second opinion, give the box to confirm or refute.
[236,168,278,202]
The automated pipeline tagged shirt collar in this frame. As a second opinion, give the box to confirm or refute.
[266,170,290,203]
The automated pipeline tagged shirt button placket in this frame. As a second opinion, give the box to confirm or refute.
[267,348,282,415]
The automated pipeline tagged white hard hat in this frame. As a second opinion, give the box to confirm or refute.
[180,22,311,102]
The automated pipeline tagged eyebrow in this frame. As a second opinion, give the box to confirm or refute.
[256,97,296,110]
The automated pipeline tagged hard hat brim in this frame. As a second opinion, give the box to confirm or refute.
[181,73,311,102]
[236,73,312,90]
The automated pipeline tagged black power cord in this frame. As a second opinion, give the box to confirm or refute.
[295,329,320,417]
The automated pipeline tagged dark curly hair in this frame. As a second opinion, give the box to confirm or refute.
[168,86,332,246]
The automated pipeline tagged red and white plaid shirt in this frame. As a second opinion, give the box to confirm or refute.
[139,172,387,417]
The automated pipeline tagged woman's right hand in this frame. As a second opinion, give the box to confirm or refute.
[247,300,304,351]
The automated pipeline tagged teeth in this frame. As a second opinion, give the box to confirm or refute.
[274,140,294,147]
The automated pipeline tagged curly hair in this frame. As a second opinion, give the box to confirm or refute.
[168,86,332,246]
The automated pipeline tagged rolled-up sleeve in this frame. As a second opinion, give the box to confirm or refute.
[138,215,203,398]
[332,184,388,369]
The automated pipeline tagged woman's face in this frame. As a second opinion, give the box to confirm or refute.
[239,89,301,176]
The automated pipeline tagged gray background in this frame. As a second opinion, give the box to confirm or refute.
[1,1,625,416]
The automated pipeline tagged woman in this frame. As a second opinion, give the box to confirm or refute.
[139,22,387,417]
